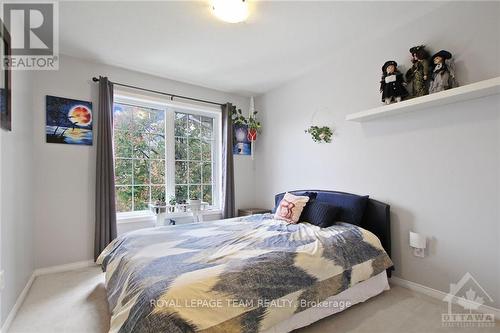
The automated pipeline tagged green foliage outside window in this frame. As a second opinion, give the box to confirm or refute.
[114,103,166,212]
[113,103,215,213]
[174,112,214,204]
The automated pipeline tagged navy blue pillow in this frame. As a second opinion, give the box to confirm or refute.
[335,195,369,226]
[300,201,340,228]
[301,191,318,203]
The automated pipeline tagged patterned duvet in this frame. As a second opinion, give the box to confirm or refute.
[97,214,393,333]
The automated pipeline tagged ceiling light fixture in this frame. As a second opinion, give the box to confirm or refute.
[211,0,249,23]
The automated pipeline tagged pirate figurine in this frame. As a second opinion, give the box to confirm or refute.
[429,50,458,94]
[380,60,408,104]
[406,45,430,97]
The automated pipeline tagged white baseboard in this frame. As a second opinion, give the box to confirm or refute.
[1,259,97,333]
[0,273,35,333]
[390,276,500,319]
[33,260,96,276]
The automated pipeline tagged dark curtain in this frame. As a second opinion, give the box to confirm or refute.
[221,103,235,218]
[94,76,117,261]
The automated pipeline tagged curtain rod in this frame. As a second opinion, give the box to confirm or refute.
[91,77,224,107]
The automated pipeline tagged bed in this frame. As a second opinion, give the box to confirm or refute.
[97,190,394,333]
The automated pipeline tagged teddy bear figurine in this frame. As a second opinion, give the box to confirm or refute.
[380,60,408,104]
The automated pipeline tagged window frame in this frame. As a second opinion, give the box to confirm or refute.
[114,90,222,222]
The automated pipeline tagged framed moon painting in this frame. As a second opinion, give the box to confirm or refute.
[46,95,93,145]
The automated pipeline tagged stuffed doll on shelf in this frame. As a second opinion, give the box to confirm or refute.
[380,60,408,104]
[406,45,430,98]
[429,50,458,94]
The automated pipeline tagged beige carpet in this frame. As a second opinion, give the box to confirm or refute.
[8,266,499,333]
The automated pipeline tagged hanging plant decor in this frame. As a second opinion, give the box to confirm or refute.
[305,126,333,143]
[246,111,261,141]
[231,105,262,158]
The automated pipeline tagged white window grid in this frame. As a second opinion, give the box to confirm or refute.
[173,111,215,202]
[113,94,221,216]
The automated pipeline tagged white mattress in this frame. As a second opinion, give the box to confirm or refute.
[264,271,390,333]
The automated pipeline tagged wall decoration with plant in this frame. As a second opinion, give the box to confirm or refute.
[232,108,262,138]
[305,125,333,143]
[232,97,262,158]
[246,111,261,141]
[232,108,252,156]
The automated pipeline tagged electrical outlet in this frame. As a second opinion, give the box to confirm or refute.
[0,270,5,291]
[413,247,425,258]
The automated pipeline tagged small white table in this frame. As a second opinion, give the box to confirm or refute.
[148,202,209,227]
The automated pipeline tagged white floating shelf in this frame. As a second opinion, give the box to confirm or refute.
[346,76,500,122]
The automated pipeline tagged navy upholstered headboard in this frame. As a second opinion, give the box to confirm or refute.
[274,190,393,270]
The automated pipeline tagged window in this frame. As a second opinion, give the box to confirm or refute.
[113,96,220,216]
[113,103,166,212]
[174,112,215,204]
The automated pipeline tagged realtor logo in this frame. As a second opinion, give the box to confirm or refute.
[1,2,58,70]
[442,272,496,328]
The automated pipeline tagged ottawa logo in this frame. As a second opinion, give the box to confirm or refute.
[442,272,496,328]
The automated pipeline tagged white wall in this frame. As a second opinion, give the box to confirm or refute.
[1,70,35,324]
[254,2,500,308]
[32,55,254,269]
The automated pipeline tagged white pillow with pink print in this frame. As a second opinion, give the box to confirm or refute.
[274,192,310,224]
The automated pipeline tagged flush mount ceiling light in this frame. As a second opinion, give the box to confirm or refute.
[211,0,249,23]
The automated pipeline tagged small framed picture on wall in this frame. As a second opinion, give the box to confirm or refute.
[46,95,93,145]
[233,124,251,155]
[0,20,12,131]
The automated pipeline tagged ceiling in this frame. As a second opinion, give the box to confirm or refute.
[59,1,446,96]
